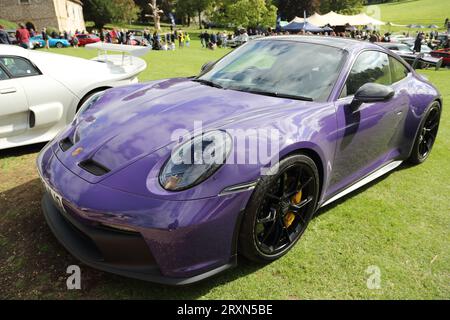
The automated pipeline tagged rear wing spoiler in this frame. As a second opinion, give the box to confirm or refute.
[85,43,151,65]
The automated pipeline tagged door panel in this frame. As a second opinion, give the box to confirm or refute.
[326,51,409,198]
[17,74,74,131]
[0,78,29,138]
[329,92,407,195]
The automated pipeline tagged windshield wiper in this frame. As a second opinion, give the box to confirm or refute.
[192,79,224,89]
[235,88,313,102]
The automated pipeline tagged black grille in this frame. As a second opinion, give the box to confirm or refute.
[59,137,74,152]
[79,159,110,176]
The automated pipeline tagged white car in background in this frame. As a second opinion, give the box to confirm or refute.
[0,44,149,150]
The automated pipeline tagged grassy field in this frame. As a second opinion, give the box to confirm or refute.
[0,34,449,299]
[371,0,450,27]
[0,18,17,29]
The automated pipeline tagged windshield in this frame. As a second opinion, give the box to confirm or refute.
[197,40,346,101]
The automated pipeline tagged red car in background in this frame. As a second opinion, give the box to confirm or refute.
[431,49,450,67]
[75,34,100,46]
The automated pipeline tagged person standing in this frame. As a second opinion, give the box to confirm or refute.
[178,31,184,48]
[41,28,49,49]
[185,32,190,47]
[16,23,30,49]
[204,31,210,47]
[0,25,11,44]
[413,32,423,53]
[200,31,205,48]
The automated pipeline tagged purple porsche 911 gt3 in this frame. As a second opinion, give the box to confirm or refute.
[37,36,442,285]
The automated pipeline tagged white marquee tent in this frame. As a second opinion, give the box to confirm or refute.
[291,11,385,27]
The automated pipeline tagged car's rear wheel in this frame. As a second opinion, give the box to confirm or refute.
[239,154,320,263]
[56,42,63,48]
[408,101,441,164]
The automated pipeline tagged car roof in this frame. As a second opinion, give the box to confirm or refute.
[0,44,28,57]
[255,35,383,53]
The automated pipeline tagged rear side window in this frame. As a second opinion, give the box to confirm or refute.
[390,57,409,83]
[344,51,392,97]
[0,56,40,78]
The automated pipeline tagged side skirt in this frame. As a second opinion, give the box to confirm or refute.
[320,160,403,208]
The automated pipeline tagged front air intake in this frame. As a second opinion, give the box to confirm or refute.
[79,159,110,176]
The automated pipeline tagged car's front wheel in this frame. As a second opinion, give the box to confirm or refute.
[55,42,63,48]
[239,154,320,263]
[408,101,441,164]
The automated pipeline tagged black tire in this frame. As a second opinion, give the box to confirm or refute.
[408,101,441,165]
[239,154,320,263]
[56,42,63,48]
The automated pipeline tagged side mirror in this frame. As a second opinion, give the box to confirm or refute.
[351,83,395,110]
[200,61,215,74]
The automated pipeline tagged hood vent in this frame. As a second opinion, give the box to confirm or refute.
[59,137,74,152]
[79,159,111,176]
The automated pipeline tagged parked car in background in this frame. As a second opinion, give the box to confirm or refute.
[434,33,449,47]
[5,30,17,44]
[30,35,70,48]
[431,48,450,67]
[390,34,414,44]
[0,44,148,150]
[378,42,443,69]
[128,30,145,45]
[75,34,100,46]
[410,44,432,54]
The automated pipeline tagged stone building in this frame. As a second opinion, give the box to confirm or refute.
[0,0,86,33]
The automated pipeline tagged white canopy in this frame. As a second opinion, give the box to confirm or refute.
[299,11,385,27]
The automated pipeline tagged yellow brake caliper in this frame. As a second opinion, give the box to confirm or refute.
[284,190,302,228]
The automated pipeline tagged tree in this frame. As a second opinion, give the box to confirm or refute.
[229,0,277,28]
[275,0,320,21]
[320,0,364,15]
[83,0,140,29]
[175,0,196,26]
[209,0,277,28]
[148,0,164,30]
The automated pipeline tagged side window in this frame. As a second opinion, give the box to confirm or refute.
[0,56,40,78]
[0,66,9,80]
[390,57,409,83]
[343,51,392,97]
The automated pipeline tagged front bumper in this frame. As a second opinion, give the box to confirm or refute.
[38,145,253,284]
[42,194,235,285]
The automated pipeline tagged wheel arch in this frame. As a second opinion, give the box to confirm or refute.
[279,145,326,200]
[407,97,442,159]
[232,145,326,257]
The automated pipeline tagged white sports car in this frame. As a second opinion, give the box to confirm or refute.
[0,44,148,150]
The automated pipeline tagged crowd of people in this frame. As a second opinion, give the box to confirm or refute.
[1,21,449,53]
[90,27,193,51]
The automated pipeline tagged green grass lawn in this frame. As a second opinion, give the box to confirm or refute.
[0,37,449,299]
[366,0,450,33]
[373,0,450,26]
[0,18,17,29]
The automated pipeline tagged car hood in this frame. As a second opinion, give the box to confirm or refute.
[54,78,305,183]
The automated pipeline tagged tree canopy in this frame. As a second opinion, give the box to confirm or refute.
[83,0,141,29]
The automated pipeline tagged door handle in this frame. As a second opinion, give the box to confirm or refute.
[0,87,17,94]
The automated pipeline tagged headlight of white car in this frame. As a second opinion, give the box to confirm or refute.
[159,130,232,191]
[75,91,105,121]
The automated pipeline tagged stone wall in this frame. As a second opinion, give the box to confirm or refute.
[0,0,85,33]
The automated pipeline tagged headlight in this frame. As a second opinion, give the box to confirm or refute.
[159,130,232,191]
[75,91,105,120]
